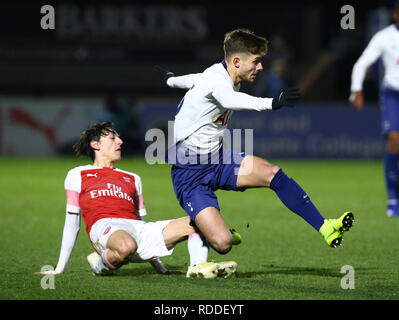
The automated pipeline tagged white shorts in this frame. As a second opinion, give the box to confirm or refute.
[89,218,174,262]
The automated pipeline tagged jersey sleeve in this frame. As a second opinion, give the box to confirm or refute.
[212,84,273,111]
[52,167,82,273]
[166,73,202,89]
[54,212,81,273]
[133,174,147,217]
[64,168,81,214]
[350,32,384,91]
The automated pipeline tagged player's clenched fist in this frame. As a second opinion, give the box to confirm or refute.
[154,65,175,82]
[271,87,301,110]
[349,91,364,111]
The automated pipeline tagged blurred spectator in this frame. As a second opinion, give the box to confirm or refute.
[99,96,142,155]
[252,58,290,98]
[251,35,294,98]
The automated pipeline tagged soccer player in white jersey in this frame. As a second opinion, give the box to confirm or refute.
[350,1,399,217]
[36,122,237,278]
[157,28,354,255]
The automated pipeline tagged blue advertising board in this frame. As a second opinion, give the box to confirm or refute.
[138,100,384,159]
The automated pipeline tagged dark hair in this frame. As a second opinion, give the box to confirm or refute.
[223,28,268,59]
[395,0,399,12]
[72,121,117,161]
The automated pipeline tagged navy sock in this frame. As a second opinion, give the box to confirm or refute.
[270,169,325,231]
[383,152,399,205]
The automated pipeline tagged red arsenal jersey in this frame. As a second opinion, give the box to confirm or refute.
[64,165,147,234]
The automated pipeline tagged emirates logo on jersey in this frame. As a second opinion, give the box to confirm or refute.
[89,183,134,205]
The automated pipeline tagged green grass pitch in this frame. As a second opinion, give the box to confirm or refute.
[1,156,398,300]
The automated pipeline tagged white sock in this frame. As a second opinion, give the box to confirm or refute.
[188,233,209,267]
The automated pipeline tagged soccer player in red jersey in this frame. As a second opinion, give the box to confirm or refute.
[36,122,236,278]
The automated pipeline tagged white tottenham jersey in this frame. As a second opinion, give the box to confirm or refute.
[351,24,399,91]
[167,61,273,156]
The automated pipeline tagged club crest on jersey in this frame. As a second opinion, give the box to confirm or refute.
[103,226,111,235]
[213,110,233,126]
[123,176,132,184]
[187,202,194,212]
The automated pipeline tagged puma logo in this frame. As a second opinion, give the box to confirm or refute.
[87,173,98,178]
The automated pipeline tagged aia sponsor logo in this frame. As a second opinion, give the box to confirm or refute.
[213,110,233,126]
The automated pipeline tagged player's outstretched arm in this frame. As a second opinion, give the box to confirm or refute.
[154,65,201,89]
[212,85,274,111]
[271,87,301,110]
[349,33,383,110]
[35,212,80,275]
[212,85,299,111]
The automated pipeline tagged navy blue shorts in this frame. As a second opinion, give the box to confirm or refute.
[171,149,246,222]
[380,86,399,136]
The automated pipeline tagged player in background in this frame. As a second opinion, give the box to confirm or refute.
[156,28,354,256]
[350,1,399,217]
[36,122,237,279]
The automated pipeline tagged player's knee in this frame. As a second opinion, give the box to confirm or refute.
[116,239,136,261]
[387,133,399,154]
[212,235,232,254]
[265,165,281,186]
[387,143,399,155]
